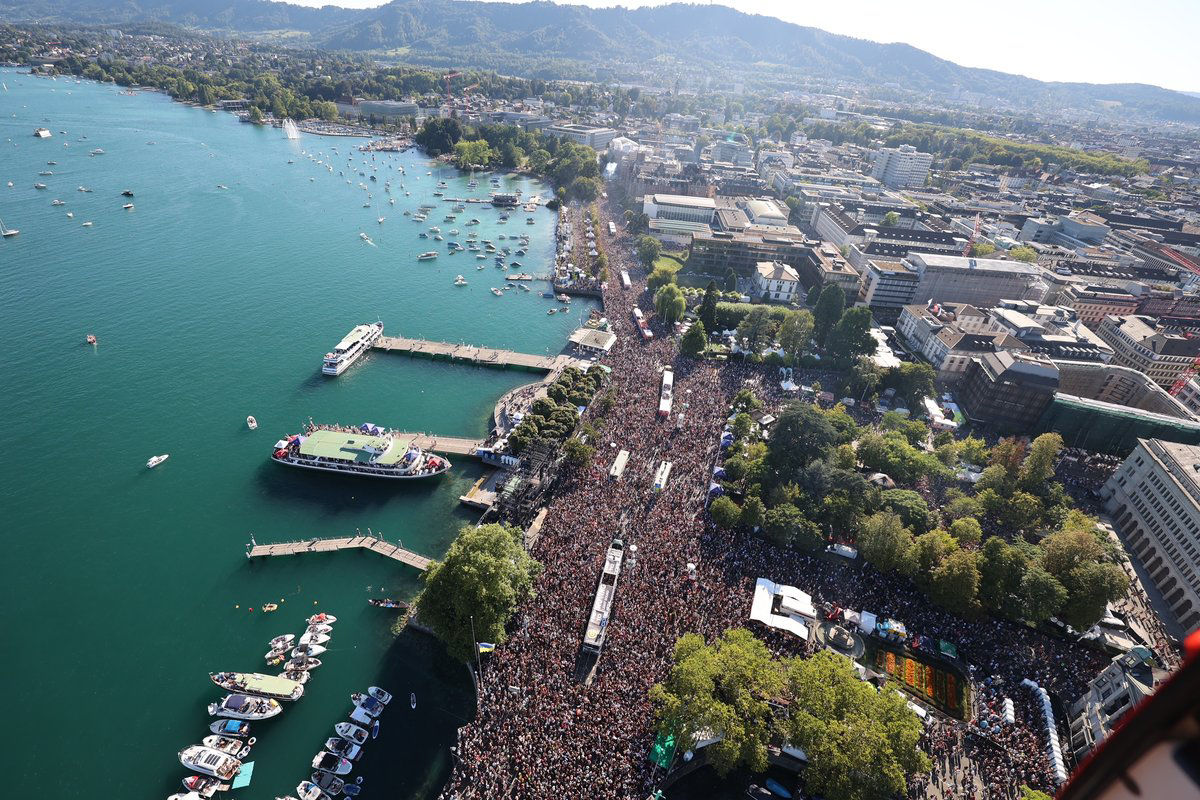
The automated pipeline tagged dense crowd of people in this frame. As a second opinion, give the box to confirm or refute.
[438,200,1158,800]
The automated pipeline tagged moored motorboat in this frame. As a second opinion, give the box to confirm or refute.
[146,454,169,468]
[179,745,242,780]
[299,630,330,646]
[210,671,304,701]
[367,598,409,610]
[312,772,346,795]
[368,686,393,705]
[308,613,337,625]
[348,705,375,726]
[209,719,251,738]
[294,780,324,800]
[305,622,333,635]
[182,775,229,798]
[208,693,283,720]
[284,656,322,672]
[291,643,327,658]
[335,722,368,744]
[351,693,385,718]
[325,736,362,760]
[202,735,254,759]
[312,751,353,775]
[268,633,295,650]
[281,669,311,684]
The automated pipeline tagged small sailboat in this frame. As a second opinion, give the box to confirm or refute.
[246,416,258,430]
[0,217,18,238]
[147,454,169,468]
[299,630,330,646]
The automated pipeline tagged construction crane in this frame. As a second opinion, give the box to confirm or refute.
[1169,355,1200,395]
[962,212,981,257]
[443,71,462,101]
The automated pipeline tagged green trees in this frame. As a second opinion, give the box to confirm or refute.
[709,495,742,529]
[971,241,997,257]
[681,319,707,356]
[776,309,814,365]
[647,266,676,291]
[636,234,662,268]
[453,138,496,169]
[654,284,686,325]
[736,306,775,355]
[826,307,875,363]
[569,176,601,201]
[765,402,837,481]
[882,211,901,227]
[785,651,930,800]
[812,284,845,346]
[561,437,595,471]
[415,117,463,156]
[1009,245,1038,263]
[419,523,542,661]
[858,512,915,573]
[929,549,981,614]
[650,630,785,777]
[698,281,719,332]
[888,362,937,409]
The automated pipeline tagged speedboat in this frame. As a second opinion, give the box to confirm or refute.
[325,737,362,760]
[298,630,330,646]
[368,686,393,705]
[351,693,385,718]
[246,416,258,430]
[312,772,346,795]
[311,752,352,775]
[33,182,47,190]
[147,454,169,468]
[121,190,133,197]
[209,719,251,738]
[208,694,283,720]
[348,705,375,726]
[122,203,134,210]
[454,275,467,286]
[284,656,322,672]
[179,745,242,780]
[491,288,504,296]
[335,722,369,745]
[281,669,311,685]
[182,775,229,798]
[51,199,64,206]
[295,781,325,800]
[202,735,253,759]
[77,185,91,192]
[210,671,304,701]
[291,643,327,658]
[308,613,337,625]
[305,622,333,635]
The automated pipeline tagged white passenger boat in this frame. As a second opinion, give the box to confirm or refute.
[272,424,451,481]
[210,671,304,701]
[179,745,242,780]
[322,322,383,376]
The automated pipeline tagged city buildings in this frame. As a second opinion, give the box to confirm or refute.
[797,243,860,297]
[641,193,716,225]
[686,229,813,277]
[544,123,618,149]
[1067,647,1165,762]
[959,352,1060,433]
[1102,438,1200,632]
[870,144,933,188]
[753,261,802,304]
[1094,315,1200,388]
[1062,284,1141,327]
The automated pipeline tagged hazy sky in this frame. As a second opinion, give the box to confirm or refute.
[278,0,1200,92]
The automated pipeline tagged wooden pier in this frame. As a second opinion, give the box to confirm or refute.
[392,431,485,457]
[374,335,576,373]
[245,534,432,571]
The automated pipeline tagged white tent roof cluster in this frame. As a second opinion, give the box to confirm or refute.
[1022,679,1069,785]
[749,577,816,640]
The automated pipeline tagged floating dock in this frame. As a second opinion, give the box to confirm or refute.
[374,336,576,372]
[245,534,432,571]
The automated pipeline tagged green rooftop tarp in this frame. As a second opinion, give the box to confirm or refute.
[939,640,959,660]
[649,732,676,769]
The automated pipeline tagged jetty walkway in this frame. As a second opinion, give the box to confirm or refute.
[245,534,432,571]
[392,431,485,457]
[373,336,577,373]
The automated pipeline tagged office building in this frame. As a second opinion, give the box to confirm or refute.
[859,258,921,312]
[1062,285,1141,327]
[687,229,813,278]
[798,243,860,297]
[907,253,1046,310]
[1102,439,1200,632]
[1067,648,1164,762]
[959,352,1060,433]
[870,144,933,189]
[642,193,716,225]
[1095,316,1200,389]
[544,123,618,149]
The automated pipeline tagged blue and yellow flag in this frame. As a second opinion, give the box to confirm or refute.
[477,642,496,654]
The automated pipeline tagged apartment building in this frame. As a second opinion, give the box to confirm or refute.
[870,144,933,188]
[1102,438,1200,632]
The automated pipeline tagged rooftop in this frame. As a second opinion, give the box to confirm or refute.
[650,193,716,209]
[298,429,408,465]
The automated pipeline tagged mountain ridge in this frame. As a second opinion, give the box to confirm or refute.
[6,0,1200,123]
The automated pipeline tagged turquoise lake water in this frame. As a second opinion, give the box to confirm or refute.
[0,70,592,799]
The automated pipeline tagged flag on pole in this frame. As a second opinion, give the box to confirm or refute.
[477,642,496,654]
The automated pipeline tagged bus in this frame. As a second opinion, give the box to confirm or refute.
[658,369,674,417]
[620,269,631,290]
[609,449,630,480]
[653,460,673,492]
[582,538,625,656]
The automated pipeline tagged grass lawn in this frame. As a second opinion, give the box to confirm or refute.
[654,252,687,274]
